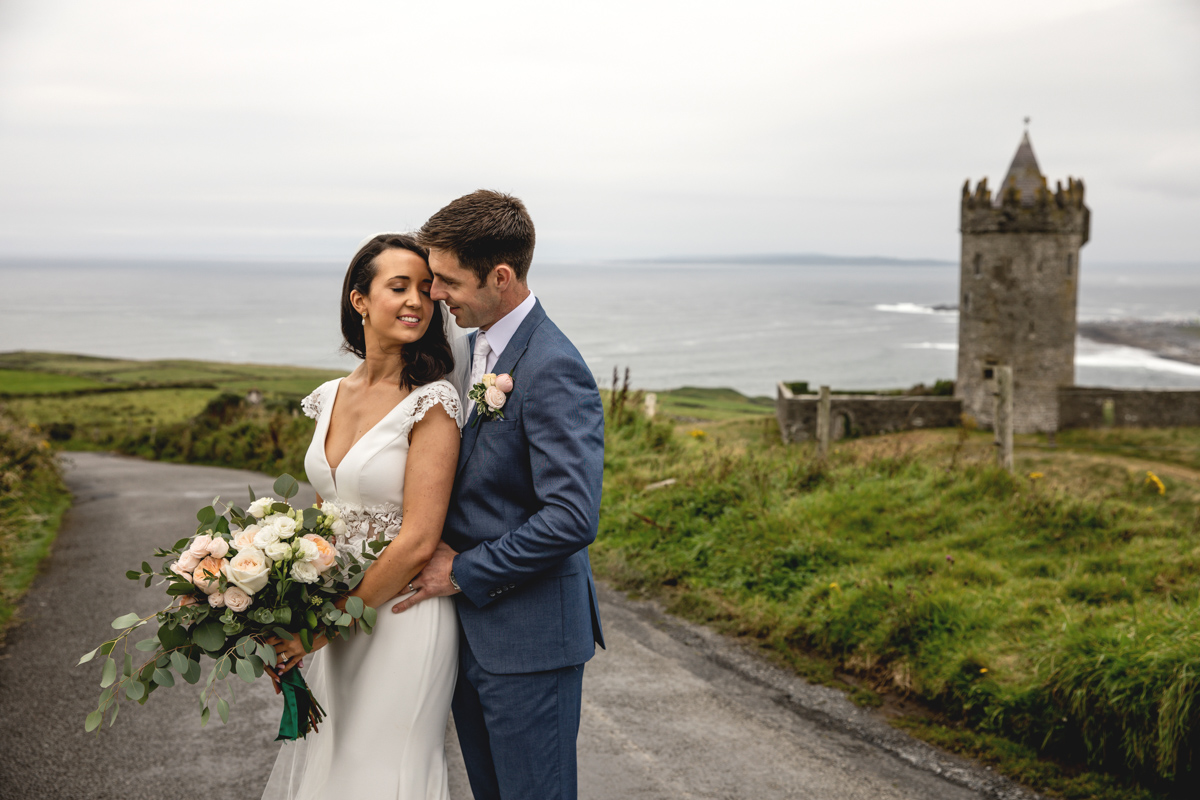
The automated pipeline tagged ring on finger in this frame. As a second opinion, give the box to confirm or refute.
[408,582,415,593]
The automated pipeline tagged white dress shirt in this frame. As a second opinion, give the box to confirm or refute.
[479,292,536,374]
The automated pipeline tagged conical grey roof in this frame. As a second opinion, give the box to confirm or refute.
[996,131,1044,206]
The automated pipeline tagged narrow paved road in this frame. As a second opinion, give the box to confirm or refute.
[0,453,1035,800]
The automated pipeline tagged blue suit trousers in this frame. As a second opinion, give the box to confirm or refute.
[452,631,585,800]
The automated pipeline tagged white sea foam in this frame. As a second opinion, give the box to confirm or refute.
[904,342,958,351]
[875,302,939,315]
[1075,344,1200,376]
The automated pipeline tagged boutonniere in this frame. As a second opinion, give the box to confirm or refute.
[469,372,514,425]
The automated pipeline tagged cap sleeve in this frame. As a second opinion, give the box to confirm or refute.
[401,381,463,438]
[301,379,338,420]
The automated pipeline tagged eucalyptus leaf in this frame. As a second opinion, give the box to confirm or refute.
[337,612,353,627]
[100,658,117,688]
[257,641,276,666]
[217,696,230,724]
[123,653,133,677]
[362,606,377,628]
[270,502,291,515]
[173,537,190,551]
[192,621,226,652]
[271,626,294,641]
[345,596,364,619]
[273,474,300,500]
[153,668,175,687]
[273,607,292,626]
[170,651,188,673]
[235,658,256,684]
[157,622,188,651]
[135,637,159,652]
[248,484,257,502]
[166,583,195,597]
[142,561,152,573]
[99,640,116,656]
[111,612,141,629]
[302,507,319,529]
[125,570,141,580]
[196,506,216,524]
[85,709,103,732]
[182,659,202,684]
[125,680,145,701]
[201,706,210,727]
[108,702,120,728]
[78,648,98,666]
[144,576,152,588]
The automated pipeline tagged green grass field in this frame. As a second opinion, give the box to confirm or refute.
[0,368,107,395]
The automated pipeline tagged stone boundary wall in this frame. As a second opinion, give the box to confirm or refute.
[1058,387,1200,429]
[775,383,963,444]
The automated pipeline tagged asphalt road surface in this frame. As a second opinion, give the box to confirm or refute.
[0,453,1037,800]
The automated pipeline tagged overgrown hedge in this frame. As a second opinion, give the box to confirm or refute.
[0,408,71,642]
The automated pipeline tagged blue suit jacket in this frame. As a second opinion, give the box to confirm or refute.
[444,300,606,675]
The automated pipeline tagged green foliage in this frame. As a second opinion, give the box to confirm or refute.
[0,407,71,644]
[0,368,106,395]
[595,406,1200,793]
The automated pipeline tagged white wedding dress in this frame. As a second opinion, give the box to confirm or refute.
[261,378,462,800]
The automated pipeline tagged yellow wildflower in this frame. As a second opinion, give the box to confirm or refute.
[1028,472,1044,480]
[979,667,988,674]
[1145,471,1165,495]
[829,582,840,591]
[689,429,707,439]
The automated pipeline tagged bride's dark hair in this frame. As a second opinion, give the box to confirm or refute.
[340,234,455,390]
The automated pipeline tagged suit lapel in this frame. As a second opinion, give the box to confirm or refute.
[456,300,546,476]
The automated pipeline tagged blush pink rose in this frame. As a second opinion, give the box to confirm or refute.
[223,585,252,613]
[206,537,230,558]
[231,526,259,552]
[176,595,198,607]
[169,561,194,583]
[484,386,506,411]
[187,535,213,558]
[208,592,226,609]
[192,556,227,595]
[176,550,202,572]
[302,534,337,573]
[494,373,514,393]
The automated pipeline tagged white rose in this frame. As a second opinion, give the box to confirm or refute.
[223,548,273,594]
[290,561,319,584]
[264,540,292,561]
[247,497,277,519]
[206,537,230,558]
[267,514,297,539]
[253,525,281,550]
[331,519,348,538]
[320,502,342,521]
[296,537,320,562]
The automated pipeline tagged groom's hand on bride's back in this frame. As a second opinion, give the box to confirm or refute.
[392,541,460,613]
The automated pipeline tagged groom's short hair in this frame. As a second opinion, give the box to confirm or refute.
[419,190,535,285]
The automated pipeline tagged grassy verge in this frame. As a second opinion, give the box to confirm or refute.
[597,409,1200,797]
[0,409,71,645]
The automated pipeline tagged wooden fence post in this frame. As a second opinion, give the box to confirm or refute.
[817,385,831,459]
[993,366,1013,472]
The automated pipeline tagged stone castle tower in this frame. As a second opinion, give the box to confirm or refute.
[956,131,1090,433]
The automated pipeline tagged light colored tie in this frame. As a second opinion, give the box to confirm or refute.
[467,331,491,418]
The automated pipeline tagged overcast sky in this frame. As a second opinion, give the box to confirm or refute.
[0,0,1197,262]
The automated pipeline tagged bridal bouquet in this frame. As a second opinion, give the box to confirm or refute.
[79,475,384,740]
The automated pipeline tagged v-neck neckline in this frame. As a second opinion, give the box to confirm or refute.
[321,378,414,488]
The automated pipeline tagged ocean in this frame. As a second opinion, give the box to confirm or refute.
[2,258,1198,397]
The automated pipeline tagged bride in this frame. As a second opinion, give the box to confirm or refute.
[262,233,469,800]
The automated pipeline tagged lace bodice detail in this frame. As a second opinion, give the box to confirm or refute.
[320,500,404,563]
[302,379,462,564]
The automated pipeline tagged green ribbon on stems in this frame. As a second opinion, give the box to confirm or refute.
[275,668,326,741]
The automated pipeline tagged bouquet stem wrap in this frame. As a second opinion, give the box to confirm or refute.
[276,669,325,741]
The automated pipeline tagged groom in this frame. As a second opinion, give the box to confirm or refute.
[393,190,606,800]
